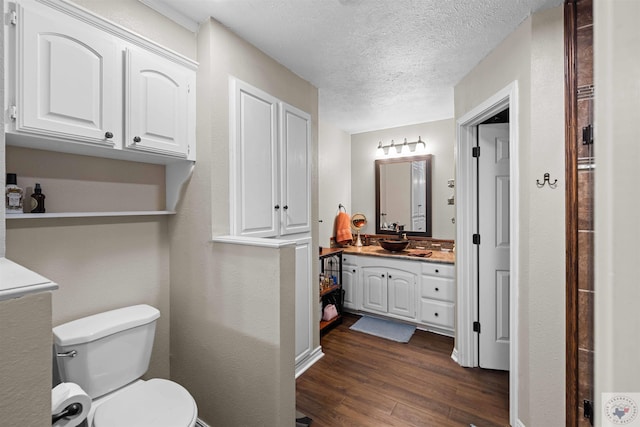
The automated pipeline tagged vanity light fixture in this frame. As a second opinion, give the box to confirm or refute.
[376,136,427,157]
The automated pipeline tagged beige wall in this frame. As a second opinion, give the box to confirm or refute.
[454,6,564,426]
[318,120,351,246]
[594,2,640,426]
[168,17,318,426]
[0,292,52,426]
[350,119,455,240]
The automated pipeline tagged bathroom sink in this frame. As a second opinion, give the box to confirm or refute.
[379,239,410,252]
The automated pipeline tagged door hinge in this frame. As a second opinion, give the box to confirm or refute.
[472,146,480,157]
[473,321,481,333]
[10,10,17,25]
[9,105,17,121]
[583,400,593,425]
[582,124,593,145]
[473,234,480,245]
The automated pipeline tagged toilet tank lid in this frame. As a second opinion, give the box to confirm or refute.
[53,305,160,347]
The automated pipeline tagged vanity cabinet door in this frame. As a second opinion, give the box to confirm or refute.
[16,0,121,146]
[387,269,416,320]
[342,264,358,310]
[125,47,194,159]
[362,268,387,314]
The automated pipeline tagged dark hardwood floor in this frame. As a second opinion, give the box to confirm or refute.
[296,314,509,427]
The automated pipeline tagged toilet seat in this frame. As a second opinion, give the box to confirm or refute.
[92,379,197,427]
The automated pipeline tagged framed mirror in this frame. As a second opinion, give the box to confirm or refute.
[375,155,432,237]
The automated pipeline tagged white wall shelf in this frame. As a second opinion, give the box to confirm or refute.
[5,211,175,219]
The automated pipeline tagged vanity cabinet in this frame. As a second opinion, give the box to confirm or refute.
[230,78,311,238]
[419,262,455,334]
[338,252,455,337]
[7,0,197,162]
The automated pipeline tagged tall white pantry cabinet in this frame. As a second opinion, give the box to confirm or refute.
[230,79,315,375]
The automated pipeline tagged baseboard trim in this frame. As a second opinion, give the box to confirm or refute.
[196,418,212,427]
[450,347,459,364]
[516,419,526,427]
[295,346,324,378]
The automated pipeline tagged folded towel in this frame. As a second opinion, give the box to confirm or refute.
[334,211,352,244]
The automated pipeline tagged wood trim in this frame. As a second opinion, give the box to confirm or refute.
[564,1,579,426]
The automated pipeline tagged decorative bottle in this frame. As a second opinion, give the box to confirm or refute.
[5,173,24,214]
[30,183,46,213]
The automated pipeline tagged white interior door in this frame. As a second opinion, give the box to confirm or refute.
[478,123,510,371]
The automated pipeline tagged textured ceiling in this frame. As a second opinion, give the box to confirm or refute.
[146,0,563,134]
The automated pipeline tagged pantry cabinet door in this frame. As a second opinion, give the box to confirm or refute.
[17,0,121,146]
[279,103,311,235]
[125,48,194,158]
[231,80,280,237]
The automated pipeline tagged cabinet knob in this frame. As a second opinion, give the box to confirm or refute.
[435,287,439,292]
[133,136,141,143]
[434,312,439,317]
[352,269,356,273]
[283,205,288,210]
[388,275,392,278]
[435,269,439,273]
[105,131,113,139]
[274,205,280,210]
[381,274,385,278]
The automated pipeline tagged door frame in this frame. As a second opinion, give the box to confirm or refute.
[455,81,519,426]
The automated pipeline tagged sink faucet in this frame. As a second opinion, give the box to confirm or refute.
[395,224,405,239]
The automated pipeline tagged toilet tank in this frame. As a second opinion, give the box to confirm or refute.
[53,304,160,399]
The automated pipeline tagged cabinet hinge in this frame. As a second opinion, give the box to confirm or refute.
[10,10,17,25]
[473,321,481,333]
[187,83,191,94]
[472,146,480,157]
[472,234,480,245]
[9,105,17,121]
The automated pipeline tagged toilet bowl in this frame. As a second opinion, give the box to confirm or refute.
[53,305,197,427]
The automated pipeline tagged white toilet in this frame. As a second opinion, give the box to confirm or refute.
[53,304,198,427]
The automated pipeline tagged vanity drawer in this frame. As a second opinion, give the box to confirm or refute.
[419,299,454,329]
[420,276,454,301]
[421,262,454,278]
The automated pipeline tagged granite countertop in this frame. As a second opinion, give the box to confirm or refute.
[339,244,455,264]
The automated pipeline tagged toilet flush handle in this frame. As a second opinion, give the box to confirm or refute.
[56,350,77,358]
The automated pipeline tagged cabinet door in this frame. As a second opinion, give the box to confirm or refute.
[342,264,358,310]
[231,80,279,237]
[362,268,387,314]
[17,0,120,146]
[387,269,416,319]
[294,238,313,366]
[125,47,193,158]
[280,103,311,235]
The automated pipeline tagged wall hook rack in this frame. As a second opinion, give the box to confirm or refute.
[536,173,558,188]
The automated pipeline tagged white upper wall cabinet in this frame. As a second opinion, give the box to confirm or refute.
[230,78,311,238]
[6,0,197,164]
